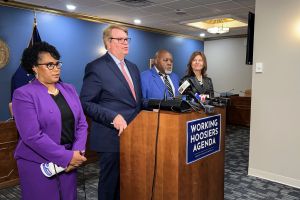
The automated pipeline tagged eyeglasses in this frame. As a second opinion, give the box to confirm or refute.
[109,37,131,44]
[36,61,62,70]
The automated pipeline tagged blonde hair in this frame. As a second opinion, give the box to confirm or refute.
[103,24,128,49]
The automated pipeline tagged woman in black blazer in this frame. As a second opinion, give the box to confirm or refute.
[181,51,214,98]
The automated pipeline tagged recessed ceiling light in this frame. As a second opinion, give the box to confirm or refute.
[186,17,247,29]
[66,4,76,11]
[134,19,141,25]
[200,33,205,37]
[182,15,247,34]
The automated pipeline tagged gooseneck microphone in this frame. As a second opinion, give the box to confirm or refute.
[163,87,167,101]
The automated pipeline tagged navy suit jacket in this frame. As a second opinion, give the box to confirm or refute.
[141,67,180,99]
[80,53,142,152]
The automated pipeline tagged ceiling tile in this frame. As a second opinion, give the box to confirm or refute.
[190,0,230,5]
[159,11,194,20]
[183,5,219,16]
[139,5,174,13]
[216,7,251,19]
[162,0,199,10]
[60,0,107,7]
[232,0,255,7]
[139,14,172,23]
[204,1,242,10]
[146,0,179,4]
[126,9,154,17]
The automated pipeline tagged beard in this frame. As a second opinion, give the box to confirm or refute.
[165,69,172,75]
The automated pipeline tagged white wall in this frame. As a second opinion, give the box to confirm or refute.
[204,38,252,96]
[249,0,300,188]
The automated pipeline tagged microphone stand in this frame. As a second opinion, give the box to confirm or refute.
[163,87,167,101]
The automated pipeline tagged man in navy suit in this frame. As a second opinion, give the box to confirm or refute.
[80,24,142,200]
[141,50,179,99]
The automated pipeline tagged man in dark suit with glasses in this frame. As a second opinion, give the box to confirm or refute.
[80,24,142,200]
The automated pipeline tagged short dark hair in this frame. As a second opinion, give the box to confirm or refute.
[21,42,60,74]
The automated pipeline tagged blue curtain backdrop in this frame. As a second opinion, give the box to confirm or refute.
[0,5,204,120]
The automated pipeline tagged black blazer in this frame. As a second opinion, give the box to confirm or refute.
[180,75,214,98]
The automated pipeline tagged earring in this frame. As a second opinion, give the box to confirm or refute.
[35,72,38,79]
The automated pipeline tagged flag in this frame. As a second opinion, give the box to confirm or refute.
[10,17,42,99]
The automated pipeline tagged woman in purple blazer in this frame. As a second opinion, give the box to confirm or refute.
[12,42,88,200]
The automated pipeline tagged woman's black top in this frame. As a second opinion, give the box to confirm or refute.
[180,75,214,98]
[51,92,75,145]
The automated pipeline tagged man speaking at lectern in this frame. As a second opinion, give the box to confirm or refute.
[80,24,142,200]
[141,50,180,99]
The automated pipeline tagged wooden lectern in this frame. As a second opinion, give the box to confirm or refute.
[120,108,226,200]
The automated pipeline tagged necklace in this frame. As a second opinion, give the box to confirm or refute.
[48,88,59,95]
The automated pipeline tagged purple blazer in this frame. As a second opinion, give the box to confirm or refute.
[12,79,88,168]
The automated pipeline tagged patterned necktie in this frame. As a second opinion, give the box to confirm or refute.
[159,72,174,97]
[120,61,136,101]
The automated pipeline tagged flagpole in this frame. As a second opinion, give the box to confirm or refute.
[29,10,37,46]
[34,10,37,26]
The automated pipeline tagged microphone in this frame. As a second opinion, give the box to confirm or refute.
[185,89,215,114]
[178,78,215,113]
[178,78,203,100]
[194,93,215,113]
[178,78,201,102]
[163,87,167,101]
[178,79,191,94]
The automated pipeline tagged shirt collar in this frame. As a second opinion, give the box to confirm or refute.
[154,66,166,76]
[108,52,124,65]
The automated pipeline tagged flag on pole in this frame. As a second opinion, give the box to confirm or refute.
[10,15,42,99]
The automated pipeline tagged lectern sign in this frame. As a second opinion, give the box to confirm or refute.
[186,114,221,164]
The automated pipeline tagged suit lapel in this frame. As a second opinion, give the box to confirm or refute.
[169,74,178,96]
[105,53,137,102]
[151,67,165,96]
[191,76,204,94]
[32,80,62,137]
[32,80,58,110]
